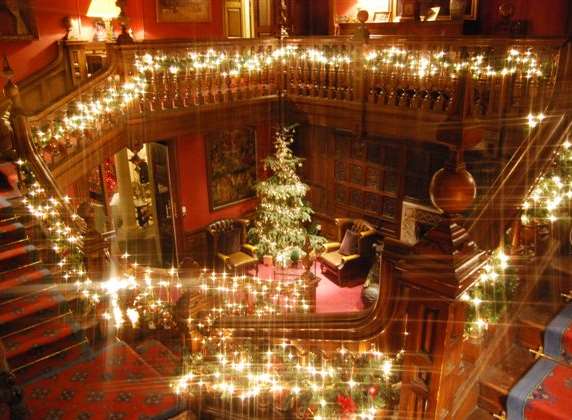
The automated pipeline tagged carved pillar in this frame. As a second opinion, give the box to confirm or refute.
[115,0,134,44]
[113,149,137,249]
[78,202,109,281]
[398,152,487,419]
[278,0,289,38]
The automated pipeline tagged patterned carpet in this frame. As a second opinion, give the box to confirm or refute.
[508,304,572,419]
[14,341,182,420]
[0,161,183,420]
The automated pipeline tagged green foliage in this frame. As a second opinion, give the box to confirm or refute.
[463,249,520,337]
[249,125,325,262]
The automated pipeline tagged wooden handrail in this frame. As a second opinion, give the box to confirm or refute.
[467,38,572,249]
[213,237,411,343]
[0,42,70,114]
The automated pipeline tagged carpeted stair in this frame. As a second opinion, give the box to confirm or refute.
[0,162,184,419]
[507,303,572,419]
[19,340,182,420]
[474,256,572,418]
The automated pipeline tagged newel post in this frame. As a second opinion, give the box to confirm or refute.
[77,201,110,282]
[397,150,488,419]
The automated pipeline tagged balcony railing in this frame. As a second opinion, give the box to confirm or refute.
[4,34,572,420]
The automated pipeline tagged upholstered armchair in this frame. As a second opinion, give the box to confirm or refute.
[318,218,376,285]
[207,219,258,274]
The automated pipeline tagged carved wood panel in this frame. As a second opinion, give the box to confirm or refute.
[299,125,449,239]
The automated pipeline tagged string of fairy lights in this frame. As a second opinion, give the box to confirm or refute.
[13,41,563,418]
[15,160,91,300]
[174,340,402,419]
[30,44,554,156]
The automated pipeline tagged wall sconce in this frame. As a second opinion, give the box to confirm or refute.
[86,0,121,42]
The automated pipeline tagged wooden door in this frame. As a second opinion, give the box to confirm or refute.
[224,0,245,38]
[253,0,275,37]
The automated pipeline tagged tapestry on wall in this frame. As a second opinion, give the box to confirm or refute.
[156,0,211,23]
[206,128,257,210]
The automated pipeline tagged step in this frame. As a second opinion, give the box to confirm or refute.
[0,222,26,247]
[14,338,92,384]
[0,197,14,222]
[0,244,39,273]
[0,287,64,326]
[9,317,98,373]
[479,345,535,414]
[0,265,50,301]
[9,328,87,372]
[517,306,556,350]
[2,313,78,360]
[135,339,180,377]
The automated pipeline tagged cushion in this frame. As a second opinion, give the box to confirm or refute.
[319,252,344,268]
[228,252,257,268]
[220,228,241,255]
[339,229,359,256]
[361,285,379,306]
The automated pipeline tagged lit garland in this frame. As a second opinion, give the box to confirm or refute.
[461,249,519,337]
[97,262,182,330]
[174,339,402,419]
[29,44,554,158]
[365,46,548,80]
[15,160,92,303]
[190,269,314,333]
[31,75,145,152]
[521,139,572,224]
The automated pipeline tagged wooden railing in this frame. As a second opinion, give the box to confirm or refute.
[4,34,572,420]
[19,36,564,178]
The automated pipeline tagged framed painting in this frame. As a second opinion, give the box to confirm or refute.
[205,128,257,210]
[156,0,212,23]
[393,0,478,21]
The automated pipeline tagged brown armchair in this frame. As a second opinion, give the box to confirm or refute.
[207,219,258,274]
[318,218,377,285]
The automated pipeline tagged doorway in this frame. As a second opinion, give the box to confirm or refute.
[106,142,178,268]
[224,0,254,38]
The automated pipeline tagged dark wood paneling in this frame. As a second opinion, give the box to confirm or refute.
[297,125,448,239]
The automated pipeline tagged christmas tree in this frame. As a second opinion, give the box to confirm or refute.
[249,125,325,264]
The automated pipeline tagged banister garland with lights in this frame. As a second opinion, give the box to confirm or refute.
[175,339,402,419]
[29,44,554,157]
[10,38,565,419]
[15,160,91,300]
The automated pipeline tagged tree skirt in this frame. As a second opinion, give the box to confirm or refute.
[20,341,183,420]
[508,304,572,419]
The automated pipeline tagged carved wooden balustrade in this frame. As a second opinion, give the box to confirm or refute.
[3,35,572,420]
[16,36,564,183]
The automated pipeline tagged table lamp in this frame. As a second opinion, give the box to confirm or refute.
[86,0,121,41]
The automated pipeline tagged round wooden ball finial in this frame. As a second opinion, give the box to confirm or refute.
[357,9,369,24]
[430,153,476,215]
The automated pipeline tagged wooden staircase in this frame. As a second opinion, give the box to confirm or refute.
[0,161,185,418]
[0,175,97,384]
[448,253,572,420]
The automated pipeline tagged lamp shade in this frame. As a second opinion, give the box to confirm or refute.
[86,0,121,19]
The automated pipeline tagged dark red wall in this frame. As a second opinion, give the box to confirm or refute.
[334,0,570,36]
[478,0,570,36]
[176,123,272,232]
[2,0,225,82]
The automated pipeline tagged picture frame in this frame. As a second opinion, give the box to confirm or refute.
[205,128,257,211]
[425,6,440,21]
[393,0,478,21]
[156,0,212,23]
[372,12,391,23]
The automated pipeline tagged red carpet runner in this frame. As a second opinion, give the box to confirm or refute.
[16,341,182,420]
[508,304,572,419]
